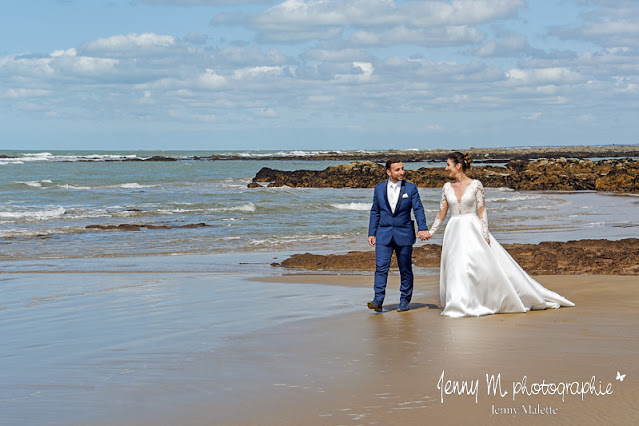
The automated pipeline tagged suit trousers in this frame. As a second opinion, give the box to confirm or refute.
[373,237,413,304]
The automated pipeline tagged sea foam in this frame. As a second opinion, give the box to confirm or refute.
[330,202,372,211]
[0,207,66,221]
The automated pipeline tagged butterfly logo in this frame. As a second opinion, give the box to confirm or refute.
[616,371,626,382]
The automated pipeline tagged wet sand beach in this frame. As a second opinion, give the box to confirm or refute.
[138,274,639,425]
[1,263,638,424]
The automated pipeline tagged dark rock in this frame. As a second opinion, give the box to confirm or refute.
[145,156,178,161]
[274,238,639,275]
[86,222,208,231]
[177,223,208,228]
[249,158,639,193]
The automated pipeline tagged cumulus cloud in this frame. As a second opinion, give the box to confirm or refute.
[3,88,51,98]
[183,32,208,45]
[2,0,638,141]
[471,34,535,57]
[505,67,584,85]
[216,46,289,66]
[521,112,542,120]
[256,107,277,117]
[213,0,523,45]
[198,69,227,89]
[351,25,484,47]
[83,33,177,57]
[549,0,639,48]
[303,48,373,63]
[577,113,596,122]
[139,0,272,5]
[232,65,284,80]
[333,62,375,83]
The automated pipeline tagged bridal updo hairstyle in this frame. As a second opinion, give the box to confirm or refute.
[448,151,472,172]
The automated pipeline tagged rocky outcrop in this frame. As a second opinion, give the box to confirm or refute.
[252,161,387,188]
[145,156,178,161]
[273,238,639,275]
[250,158,639,193]
[86,223,208,231]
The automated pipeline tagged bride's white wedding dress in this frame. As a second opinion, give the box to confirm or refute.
[429,180,574,318]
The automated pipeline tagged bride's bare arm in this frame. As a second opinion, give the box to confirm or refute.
[428,186,448,235]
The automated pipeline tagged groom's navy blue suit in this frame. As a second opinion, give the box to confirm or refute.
[368,179,428,305]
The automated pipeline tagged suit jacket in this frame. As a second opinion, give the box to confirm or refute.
[368,179,428,246]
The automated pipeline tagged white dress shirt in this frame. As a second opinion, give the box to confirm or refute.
[387,180,401,213]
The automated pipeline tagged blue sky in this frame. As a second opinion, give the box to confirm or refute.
[1,0,638,151]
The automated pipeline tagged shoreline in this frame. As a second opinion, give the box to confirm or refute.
[3,237,638,275]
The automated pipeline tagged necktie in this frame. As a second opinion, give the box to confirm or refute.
[390,184,399,212]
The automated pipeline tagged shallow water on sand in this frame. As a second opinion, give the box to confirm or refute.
[0,256,373,425]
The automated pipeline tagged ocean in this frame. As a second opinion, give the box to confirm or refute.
[1,150,638,424]
[2,150,638,266]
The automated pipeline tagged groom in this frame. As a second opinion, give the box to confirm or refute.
[368,159,430,312]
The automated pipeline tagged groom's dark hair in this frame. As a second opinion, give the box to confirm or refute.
[386,159,402,170]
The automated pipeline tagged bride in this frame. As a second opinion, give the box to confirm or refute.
[428,152,574,317]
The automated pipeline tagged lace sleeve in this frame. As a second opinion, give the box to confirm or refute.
[429,185,448,235]
[475,181,489,240]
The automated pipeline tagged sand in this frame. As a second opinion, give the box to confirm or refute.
[141,274,639,425]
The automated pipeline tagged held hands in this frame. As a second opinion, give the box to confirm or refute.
[418,230,431,241]
[370,231,431,246]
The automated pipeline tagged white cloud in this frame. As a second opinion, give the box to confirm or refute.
[84,33,176,56]
[140,0,269,4]
[577,113,596,122]
[505,67,583,85]
[351,25,484,47]
[183,32,208,45]
[256,107,277,117]
[51,48,78,57]
[217,46,288,66]
[250,0,524,28]
[0,54,54,77]
[232,65,284,80]
[549,1,639,47]
[308,94,335,103]
[3,88,51,98]
[213,0,523,45]
[520,112,541,120]
[303,48,372,62]
[472,34,532,57]
[2,1,637,144]
[193,113,217,122]
[333,61,374,83]
[198,69,227,88]
[51,55,119,75]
